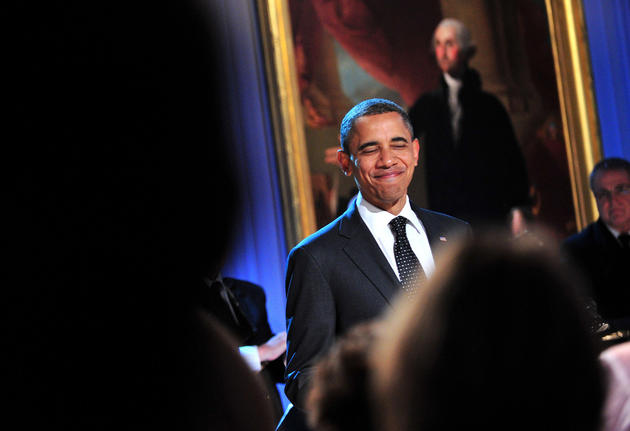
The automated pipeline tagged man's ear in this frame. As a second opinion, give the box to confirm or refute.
[412,138,420,167]
[337,149,353,176]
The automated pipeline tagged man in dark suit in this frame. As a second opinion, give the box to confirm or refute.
[408,18,530,228]
[278,99,470,430]
[563,157,630,330]
[202,273,287,423]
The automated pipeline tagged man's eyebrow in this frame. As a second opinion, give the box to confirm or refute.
[596,182,630,191]
[391,136,409,143]
[357,141,378,152]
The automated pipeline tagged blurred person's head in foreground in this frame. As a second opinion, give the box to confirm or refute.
[374,232,605,431]
[307,320,383,431]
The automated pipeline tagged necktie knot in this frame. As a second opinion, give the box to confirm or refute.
[390,216,408,237]
[619,233,630,249]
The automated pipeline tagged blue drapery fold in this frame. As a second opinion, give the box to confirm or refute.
[583,0,630,160]
[213,0,288,336]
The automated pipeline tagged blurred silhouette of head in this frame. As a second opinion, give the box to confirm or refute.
[12,1,244,429]
[374,232,604,431]
[18,0,238,295]
[307,320,383,431]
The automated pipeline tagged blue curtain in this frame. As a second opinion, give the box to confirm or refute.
[213,0,288,336]
[583,0,630,160]
[212,0,290,410]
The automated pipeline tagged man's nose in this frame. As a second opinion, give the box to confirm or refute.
[377,147,394,167]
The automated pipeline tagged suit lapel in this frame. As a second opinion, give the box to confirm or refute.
[338,205,401,304]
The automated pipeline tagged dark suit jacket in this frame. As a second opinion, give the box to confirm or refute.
[563,219,630,329]
[284,201,470,408]
[408,68,530,227]
[202,277,286,422]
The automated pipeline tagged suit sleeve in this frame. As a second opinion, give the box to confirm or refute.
[237,281,274,347]
[284,245,336,408]
[237,281,287,383]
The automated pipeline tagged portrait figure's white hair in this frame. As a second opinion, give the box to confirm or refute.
[432,18,475,53]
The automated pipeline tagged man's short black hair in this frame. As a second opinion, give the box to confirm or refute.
[589,157,630,190]
[339,98,414,154]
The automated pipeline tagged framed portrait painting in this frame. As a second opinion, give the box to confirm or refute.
[258,0,602,246]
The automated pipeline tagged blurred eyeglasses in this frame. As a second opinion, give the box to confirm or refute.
[594,183,630,202]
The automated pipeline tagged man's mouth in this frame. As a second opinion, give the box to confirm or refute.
[374,170,404,181]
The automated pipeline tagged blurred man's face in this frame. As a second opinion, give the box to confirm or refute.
[592,170,630,232]
[434,24,467,77]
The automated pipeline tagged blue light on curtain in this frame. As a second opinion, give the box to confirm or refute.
[214,0,288,338]
[583,0,630,160]
[212,0,291,411]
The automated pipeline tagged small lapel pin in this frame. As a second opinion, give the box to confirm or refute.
[439,236,447,242]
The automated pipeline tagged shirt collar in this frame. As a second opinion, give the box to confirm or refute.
[356,193,423,234]
[601,221,630,242]
[603,222,622,239]
[443,72,463,89]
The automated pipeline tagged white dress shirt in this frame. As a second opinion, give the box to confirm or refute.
[444,72,463,140]
[239,345,262,372]
[356,193,436,279]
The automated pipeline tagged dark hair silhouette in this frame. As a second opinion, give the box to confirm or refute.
[374,233,605,431]
[10,1,274,430]
[307,321,382,431]
[590,157,630,190]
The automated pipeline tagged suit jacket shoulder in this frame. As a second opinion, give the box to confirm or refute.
[408,87,448,136]
[563,219,617,257]
[562,220,630,323]
[413,204,471,232]
[289,210,350,258]
[412,204,472,253]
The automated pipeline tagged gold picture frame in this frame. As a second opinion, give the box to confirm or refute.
[545,0,603,229]
[256,0,316,248]
[258,0,603,245]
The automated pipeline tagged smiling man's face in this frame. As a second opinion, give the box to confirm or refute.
[338,112,419,215]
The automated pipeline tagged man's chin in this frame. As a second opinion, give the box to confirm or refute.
[372,194,407,210]
[608,214,630,231]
